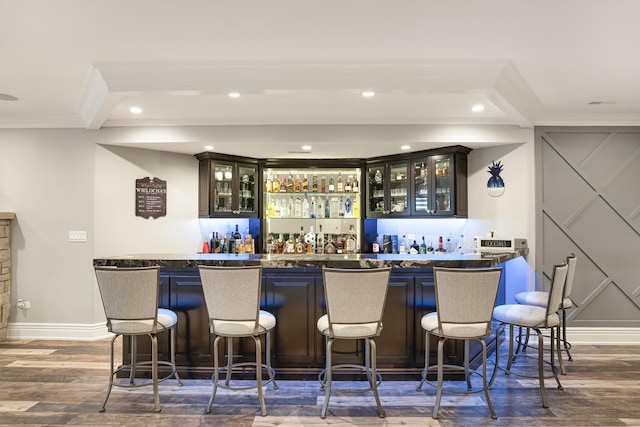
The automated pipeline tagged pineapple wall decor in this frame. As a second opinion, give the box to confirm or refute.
[487,161,505,197]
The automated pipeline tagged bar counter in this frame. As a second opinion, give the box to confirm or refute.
[93,251,526,379]
[94,250,526,268]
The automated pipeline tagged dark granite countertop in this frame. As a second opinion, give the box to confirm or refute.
[94,250,527,269]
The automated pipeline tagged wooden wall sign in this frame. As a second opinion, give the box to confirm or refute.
[135,177,167,219]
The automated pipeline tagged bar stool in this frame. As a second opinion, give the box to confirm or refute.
[316,266,391,419]
[515,254,577,373]
[198,265,278,416]
[490,262,568,408]
[416,267,502,419]
[94,266,182,412]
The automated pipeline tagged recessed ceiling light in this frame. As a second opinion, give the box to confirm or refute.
[302,145,312,151]
[471,104,485,112]
[0,93,18,101]
[401,145,411,151]
[204,145,214,151]
[228,92,240,98]
[362,91,375,98]
[129,106,142,114]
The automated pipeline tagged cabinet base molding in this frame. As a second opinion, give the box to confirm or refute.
[7,322,109,341]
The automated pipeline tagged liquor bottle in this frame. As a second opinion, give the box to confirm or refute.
[312,174,318,192]
[352,175,359,193]
[316,225,325,255]
[265,172,272,193]
[321,176,327,193]
[346,225,357,254]
[420,236,427,254]
[302,194,310,218]
[272,174,280,193]
[325,197,332,218]
[287,173,294,193]
[410,240,420,254]
[279,176,286,193]
[337,172,343,193]
[328,176,335,192]
[338,196,345,217]
[267,198,276,218]
[244,228,254,254]
[277,233,285,254]
[305,225,316,254]
[295,227,306,254]
[233,224,242,254]
[310,196,317,218]
[344,176,351,193]
[294,174,302,193]
[284,234,294,254]
[294,197,302,217]
[211,232,220,253]
[317,197,324,218]
[335,235,344,254]
[427,241,434,254]
[324,235,336,254]
[445,233,454,253]
[219,237,227,253]
[202,235,210,254]
[353,197,360,218]
[437,236,445,253]
[344,195,352,218]
[398,234,406,254]
[302,174,309,192]
[457,234,466,254]
[372,234,380,253]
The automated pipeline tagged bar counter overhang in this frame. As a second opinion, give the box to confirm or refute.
[93,251,526,380]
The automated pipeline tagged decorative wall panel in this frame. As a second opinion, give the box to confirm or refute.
[536,128,640,327]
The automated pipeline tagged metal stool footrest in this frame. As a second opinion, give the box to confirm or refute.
[419,363,491,395]
[213,361,278,391]
[318,363,382,394]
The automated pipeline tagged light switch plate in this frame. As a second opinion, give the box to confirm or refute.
[68,231,87,242]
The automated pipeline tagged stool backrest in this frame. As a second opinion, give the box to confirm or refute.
[564,254,577,300]
[433,267,502,337]
[545,262,569,322]
[198,265,263,333]
[322,267,391,332]
[94,266,160,332]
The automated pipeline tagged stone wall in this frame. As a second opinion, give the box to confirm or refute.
[0,213,15,341]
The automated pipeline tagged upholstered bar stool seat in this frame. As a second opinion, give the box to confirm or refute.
[514,255,577,372]
[198,265,278,417]
[417,267,502,420]
[490,262,568,408]
[317,267,391,419]
[94,266,182,413]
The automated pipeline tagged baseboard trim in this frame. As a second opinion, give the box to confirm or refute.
[7,322,110,341]
[566,327,640,345]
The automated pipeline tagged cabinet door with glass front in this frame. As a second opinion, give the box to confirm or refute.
[205,161,258,217]
[366,161,409,217]
[412,154,454,216]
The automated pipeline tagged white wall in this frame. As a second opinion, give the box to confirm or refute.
[0,124,535,339]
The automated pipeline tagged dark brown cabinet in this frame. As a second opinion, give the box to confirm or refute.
[366,145,470,218]
[196,153,259,218]
[366,160,410,218]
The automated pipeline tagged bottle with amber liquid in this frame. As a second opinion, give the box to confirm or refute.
[337,172,344,193]
[272,175,280,193]
[324,234,336,254]
[294,175,302,193]
[321,176,327,193]
[346,225,357,254]
[302,174,309,192]
[287,174,295,193]
[295,226,306,254]
[312,174,318,192]
[328,176,335,192]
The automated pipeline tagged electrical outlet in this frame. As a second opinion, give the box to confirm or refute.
[68,231,87,242]
[17,299,30,309]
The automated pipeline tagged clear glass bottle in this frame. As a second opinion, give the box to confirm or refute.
[420,236,427,254]
[352,175,359,193]
[302,194,310,218]
[316,225,325,255]
[346,225,357,254]
[294,197,302,217]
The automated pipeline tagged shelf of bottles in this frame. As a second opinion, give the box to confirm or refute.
[213,163,257,214]
[368,163,409,215]
[263,167,362,254]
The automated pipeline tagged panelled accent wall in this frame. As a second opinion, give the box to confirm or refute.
[535,127,640,329]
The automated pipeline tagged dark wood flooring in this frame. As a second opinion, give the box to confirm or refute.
[0,338,639,426]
